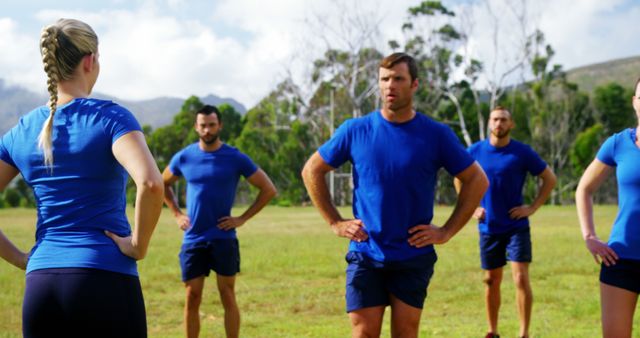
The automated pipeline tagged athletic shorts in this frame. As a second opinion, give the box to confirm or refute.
[345,251,437,312]
[600,258,640,294]
[179,239,240,281]
[23,268,146,338]
[480,226,532,270]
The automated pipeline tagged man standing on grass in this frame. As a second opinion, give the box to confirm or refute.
[455,107,556,338]
[301,52,489,338]
[163,104,277,338]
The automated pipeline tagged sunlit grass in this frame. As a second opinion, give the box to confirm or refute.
[0,205,632,337]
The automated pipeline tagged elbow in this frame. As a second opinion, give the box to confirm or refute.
[267,185,278,201]
[477,170,490,194]
[140,174,165,198]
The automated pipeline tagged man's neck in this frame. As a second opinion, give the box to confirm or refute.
[199,139,223,152]
[489,134,511,148]
[380,107,416,123]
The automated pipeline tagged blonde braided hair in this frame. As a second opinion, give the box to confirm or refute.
[38,19,98,168]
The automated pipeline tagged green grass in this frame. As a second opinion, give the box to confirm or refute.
[0,205,634,337]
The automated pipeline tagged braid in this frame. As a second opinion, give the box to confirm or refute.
[38,25,60,168]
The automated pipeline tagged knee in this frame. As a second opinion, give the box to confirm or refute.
[217,285,237,306]
[512,272,530,290]
[483,275,501,288]
[185,289,203,308]
[351,321,381,338]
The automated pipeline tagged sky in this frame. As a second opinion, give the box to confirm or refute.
[0,0,638,109]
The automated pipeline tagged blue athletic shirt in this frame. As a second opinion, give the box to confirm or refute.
[169,143,258,244]
[318,111,474,262]
[596,129,640,260]
[0,98,142,276]
[468,139,546,234]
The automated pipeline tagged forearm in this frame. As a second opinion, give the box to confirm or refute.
[0,230,27,269]
[239,186,277,222]
[132,181,164,259]
[576,187,597,240]
[443,168,488,239]
[163,185,184,217]
[531,176,556,210]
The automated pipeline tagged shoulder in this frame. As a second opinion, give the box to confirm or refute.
[415,112,453,134]
[81,98,133,116]
[223,144,253,160]
[608,129,629,144]
[341,112,376,130]
[510,139,536,152]
[469,140,485,151]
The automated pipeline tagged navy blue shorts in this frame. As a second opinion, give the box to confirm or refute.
[480,226,532,270]
[179,239,240,282]
[600,258,640,294]
[23,268,146,338]
[345,251,437,312]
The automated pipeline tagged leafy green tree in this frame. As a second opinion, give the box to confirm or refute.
[593,82,635,134]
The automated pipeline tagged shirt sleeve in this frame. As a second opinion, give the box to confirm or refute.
[318,120,352,168]
[100,103,143,144]
[596,135,617,167]
[168,152,183,177]
[523,145,548,176]
[237,153,259,178]
[439,126,475,176]
[0,130,17,168]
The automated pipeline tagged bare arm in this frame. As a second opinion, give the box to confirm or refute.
[218,169,277,230]
[454,176,485,221]
[301,152,367,242]
[162,166,191,231]
[576,159,618,266]
[107,131,164,260]
[509,166,557,219]
[0,160,28,270]
[409,162,488,247]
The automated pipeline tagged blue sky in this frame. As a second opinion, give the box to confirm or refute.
[1,0,639,108]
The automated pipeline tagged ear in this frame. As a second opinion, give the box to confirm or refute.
[411,78,419,92]
[82,53,95,73]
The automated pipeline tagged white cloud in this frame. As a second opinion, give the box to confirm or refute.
[0,0,638,109]
[0,18,44,92]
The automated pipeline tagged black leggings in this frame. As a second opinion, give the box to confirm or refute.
[23,268,147,338]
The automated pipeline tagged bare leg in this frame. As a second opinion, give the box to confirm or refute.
[600,282,638,338]
[348,306,385,338]
[389,294,423,338]
[484,267,503,336]
[216,274,240,338]
[511,262,532,338]
[184,276,206,338]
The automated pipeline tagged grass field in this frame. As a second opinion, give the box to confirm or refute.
[0,205,634,337]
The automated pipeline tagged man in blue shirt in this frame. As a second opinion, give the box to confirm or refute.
[458,107,556,338]
[163,105,277,338]
[302,52,489,338]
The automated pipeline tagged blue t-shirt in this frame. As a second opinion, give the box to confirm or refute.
[0,98,142,276]
[596,129,640,260]
[169,143,258,244]
[318,111,474,262]
[468,139,547,234]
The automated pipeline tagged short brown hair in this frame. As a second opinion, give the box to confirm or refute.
[379,53,418,82]
[491,106,512,119]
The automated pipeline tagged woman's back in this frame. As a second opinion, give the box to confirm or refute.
[0,98,142,275]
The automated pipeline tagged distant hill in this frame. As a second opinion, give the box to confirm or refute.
[0,79,246,134]
[566,55,640,93]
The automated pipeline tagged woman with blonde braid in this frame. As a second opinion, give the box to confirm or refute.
[0,18,163,337]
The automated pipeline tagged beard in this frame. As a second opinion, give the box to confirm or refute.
[200,133,219,145]
[491,129,511,139]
